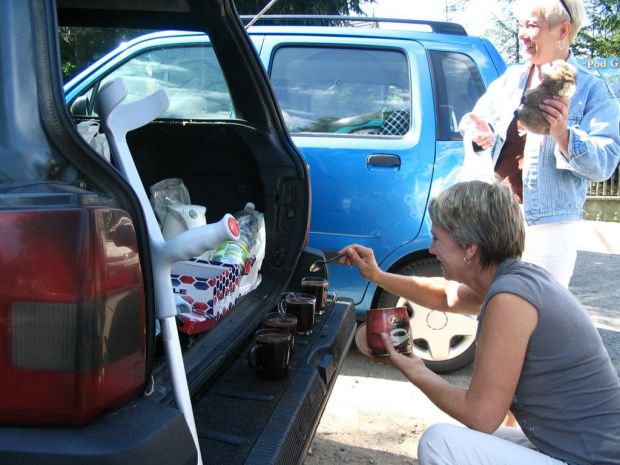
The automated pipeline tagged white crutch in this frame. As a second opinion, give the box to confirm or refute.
[97,77,240,465]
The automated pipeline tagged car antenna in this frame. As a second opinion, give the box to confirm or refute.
[246,0,280,28]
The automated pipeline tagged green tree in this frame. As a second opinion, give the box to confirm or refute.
[481,0,521,64]
[234,0,373,15]
[575,0,620,57]
[60,28,148,81]
[488,13,520,63]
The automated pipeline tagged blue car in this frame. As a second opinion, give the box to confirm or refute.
[65,17,507,372]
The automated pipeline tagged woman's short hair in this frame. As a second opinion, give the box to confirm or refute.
[513,0,586,43]
[428,181,525,270]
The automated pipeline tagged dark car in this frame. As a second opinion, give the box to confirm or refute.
[0,1,355,464]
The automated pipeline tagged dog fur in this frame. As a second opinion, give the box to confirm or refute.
[515,60,577,135]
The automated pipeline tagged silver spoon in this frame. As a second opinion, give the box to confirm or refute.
[309,254,344,272]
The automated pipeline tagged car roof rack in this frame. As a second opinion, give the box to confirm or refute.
[239,15,467,36]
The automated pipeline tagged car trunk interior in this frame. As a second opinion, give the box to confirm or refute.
[125,119,313,396]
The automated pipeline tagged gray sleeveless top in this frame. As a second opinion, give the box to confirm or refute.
[479,259,620,464]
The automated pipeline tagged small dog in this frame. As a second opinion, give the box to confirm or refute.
[515,60,577,135]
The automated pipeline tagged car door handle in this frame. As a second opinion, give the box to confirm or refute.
[367,153,401,167]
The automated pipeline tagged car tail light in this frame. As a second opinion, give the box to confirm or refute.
[0,205,146,425]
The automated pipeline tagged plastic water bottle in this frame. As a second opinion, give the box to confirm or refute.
[209,241,249,266]
[235,202,256,252]
[197,203,257,265]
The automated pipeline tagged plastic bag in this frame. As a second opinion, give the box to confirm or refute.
[77,121,111,163]
[149,178,192,226]
[457,114,496,183]
[458,135,496,183]
[238,206,266,296]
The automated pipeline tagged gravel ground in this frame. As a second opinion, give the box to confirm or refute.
[305,220,620,464]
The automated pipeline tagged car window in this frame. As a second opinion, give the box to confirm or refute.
[269,46,411,135]
[429,51,486,141]
[69,45,234,120]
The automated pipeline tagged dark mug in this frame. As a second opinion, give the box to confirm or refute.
[301,277,338,315]
[278,292,316,335]
[366,307,412,357]
[247,328,291,380]
[263,311,297,352]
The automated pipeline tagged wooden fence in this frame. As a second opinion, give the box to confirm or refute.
[588,164,620,197]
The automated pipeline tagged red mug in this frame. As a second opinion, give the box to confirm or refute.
[366,307,412,356]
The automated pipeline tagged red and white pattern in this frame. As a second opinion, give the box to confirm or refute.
[171,258,242,334]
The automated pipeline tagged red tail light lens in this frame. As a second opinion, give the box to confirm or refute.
[0,206,146,425]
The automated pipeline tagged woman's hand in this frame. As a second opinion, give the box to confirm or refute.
[460,113,494,149]
[338,244,382,283]
[540,95,570,125]
[373,333,426,373]
[540,95,571,159]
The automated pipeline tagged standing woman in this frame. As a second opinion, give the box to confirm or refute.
[460,0,620,288]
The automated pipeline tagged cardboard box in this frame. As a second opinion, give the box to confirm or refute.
[171,258,242,335]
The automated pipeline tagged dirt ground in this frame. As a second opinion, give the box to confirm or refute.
[305,221,620,464]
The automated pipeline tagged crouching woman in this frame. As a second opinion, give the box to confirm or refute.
[340,180,620,464]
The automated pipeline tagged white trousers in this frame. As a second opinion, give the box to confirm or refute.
[520,215,579,289]
[418,424,567,465]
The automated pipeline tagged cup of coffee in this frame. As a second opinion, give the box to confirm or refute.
[278,292,316,335]
[263,311,297,352]
[301,277,338,314]
[247,328,291,380]
[366,307,412,356]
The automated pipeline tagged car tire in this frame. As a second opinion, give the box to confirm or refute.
[376,258,477,373]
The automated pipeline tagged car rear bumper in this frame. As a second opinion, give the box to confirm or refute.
[0,298,356,465]
[0,398,198,465]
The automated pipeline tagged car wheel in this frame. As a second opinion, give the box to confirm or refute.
[376,258,477,373]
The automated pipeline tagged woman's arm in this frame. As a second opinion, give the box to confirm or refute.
[381,292,538,432]
[560,78,620,181]
[339,244,482,315]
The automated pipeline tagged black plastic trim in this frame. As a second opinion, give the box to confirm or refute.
[239,15,468,35]
[0,399,197,465]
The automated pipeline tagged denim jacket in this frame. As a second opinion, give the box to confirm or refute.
[470,53,620,226]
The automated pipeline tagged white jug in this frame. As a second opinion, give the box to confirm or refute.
[162,204,207,240]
